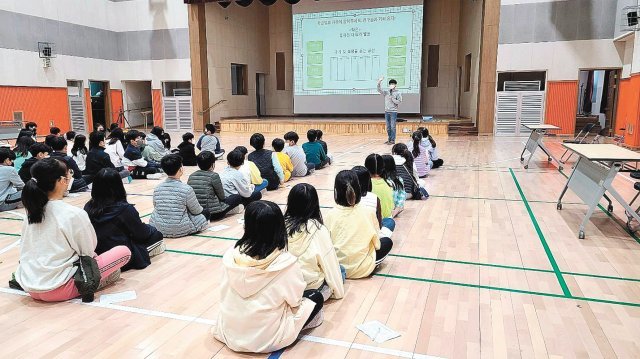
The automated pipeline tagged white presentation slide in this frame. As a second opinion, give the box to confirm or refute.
[292,3,423,114]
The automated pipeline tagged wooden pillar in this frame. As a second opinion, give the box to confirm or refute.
[476,0,500,135]
[188,3,209,132]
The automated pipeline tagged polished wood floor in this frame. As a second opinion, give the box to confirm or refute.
[1,133,640,358]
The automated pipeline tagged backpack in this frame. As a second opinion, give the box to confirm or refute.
[403,164,429,200]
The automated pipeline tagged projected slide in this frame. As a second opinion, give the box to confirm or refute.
[293,6,423,96]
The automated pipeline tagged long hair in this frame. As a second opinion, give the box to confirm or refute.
[236,201,287,259]
[84,168,128,219]
[284,183,323,237]
[392,143,416,185]
[108,128,125,146]
[13,135,35,157]
[411,131,423,158]
[162,133,172,149]
[22,158,68,224]
[364,153,384,177]
[334,170,361,207]
[351,166,371,196]
[71,134,88,156]
[382,154,403,190]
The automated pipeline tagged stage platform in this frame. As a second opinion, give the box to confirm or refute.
[219,116,455,135]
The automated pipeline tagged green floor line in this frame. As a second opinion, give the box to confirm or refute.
[0,217,22,221]
[166,249,223,258]
[193,234,238,241]
[140,213,151,218]
[163,248,640,309]
[0,232,20,237]
[558,169,640,244]
[509,168,572,298]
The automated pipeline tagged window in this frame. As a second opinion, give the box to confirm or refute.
[427,45,439,88]
[231,63,248,95]
[464,54,472,92]
[276,52,286,91]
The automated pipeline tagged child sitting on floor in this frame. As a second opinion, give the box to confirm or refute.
[12,135,35,172]
[18,143,51,182]
[65,131,76,155]
[84,168,165,271]
[177,132,197,166]
[70,134,88,172]
[315,129,333,165]
[49,136,89,193]
[352,166,395,238]
[235,146,268,193]
[188,151,244,221]
[302,129,329,170]
[247,133,284,191]
[150,154,209,238]
[382,154,406,217]
[84,131,130,182]
[123,130,163,180]
[212,200,324,353]
[197,124,225,159]
[410,131,430,178]
[283,131,315,177]
[220,149,263,205]
[392,143,429,199]
[272,138,293,182]
[285,183,345,301]
[324,170,393,279]
[0,148,24,212]
[14,158,131,302]
[418,127,444,169]
[365,154,395,219]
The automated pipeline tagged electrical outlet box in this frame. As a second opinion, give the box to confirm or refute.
[402,128,411,133]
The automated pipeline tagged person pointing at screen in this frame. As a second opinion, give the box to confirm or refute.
[377,76,402,145]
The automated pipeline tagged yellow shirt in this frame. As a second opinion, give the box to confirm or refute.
[275,152,293,182]
[325,204,380,279]
[248,161,263,185]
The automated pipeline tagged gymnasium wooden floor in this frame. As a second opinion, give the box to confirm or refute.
[2,133,640,358]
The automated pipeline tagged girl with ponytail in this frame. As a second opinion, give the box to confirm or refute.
[410,131,430,177]
[15,158,132,302]
[324,170,393,279]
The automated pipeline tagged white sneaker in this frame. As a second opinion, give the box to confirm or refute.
[98,269,121,290]
[319,284,332,301]
[302,309,324,330]
[228,204,244,215]
[146,173,164,180]
[148,241,166,257]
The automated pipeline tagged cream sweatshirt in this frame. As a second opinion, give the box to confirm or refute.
[287,220,345,299]
[212,246,316,353]
[15,200,97,292]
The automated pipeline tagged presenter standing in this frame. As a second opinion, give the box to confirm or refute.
[377,77,402,144]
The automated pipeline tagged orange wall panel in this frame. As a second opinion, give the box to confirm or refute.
[615,74,640,147]
[84,88,93,132]
[152,89,163,127]
[0,86,71,132]
[110,89,123,126]
[545,81,578,135]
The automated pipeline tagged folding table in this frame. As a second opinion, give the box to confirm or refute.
[557,143,640,239]
[520,124,563,170]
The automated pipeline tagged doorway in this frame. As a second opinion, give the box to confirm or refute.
[256,73,266,117]
[89,80,110,131]
[576,69,620,133]
[122,81,153,129]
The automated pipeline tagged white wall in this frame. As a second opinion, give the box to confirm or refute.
[0,48,190,90]
[0,0,190,90]
[497,39,625,80]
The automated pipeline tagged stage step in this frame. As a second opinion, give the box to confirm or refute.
[448,122,478,136]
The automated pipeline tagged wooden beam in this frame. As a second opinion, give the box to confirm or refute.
[476,0,500,135]
[188,3,209,132]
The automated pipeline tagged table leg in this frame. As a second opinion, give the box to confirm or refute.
[557,157,580,210]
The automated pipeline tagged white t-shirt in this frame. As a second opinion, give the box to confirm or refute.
[15,200,98,292]
[105,141,125,168]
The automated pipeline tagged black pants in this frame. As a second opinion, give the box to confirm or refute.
[314,160,329,170]
[432,159,444,169]
[131,166,160,179]
[302,289,324,326]
[375,237,393,264]
[209,193,263,221]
